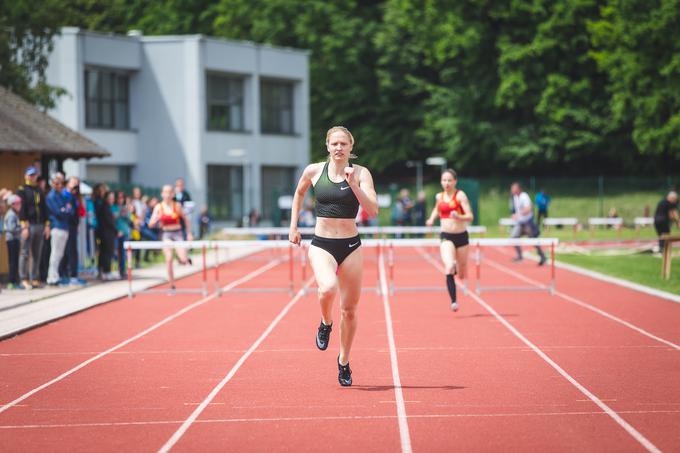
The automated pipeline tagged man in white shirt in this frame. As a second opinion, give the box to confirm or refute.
[510,182,546,265]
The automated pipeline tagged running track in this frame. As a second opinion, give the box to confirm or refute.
[0,246,678,452]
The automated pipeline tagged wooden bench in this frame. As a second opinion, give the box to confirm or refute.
[588,217,623,237]
[634,217,654,237]
[542,217,579,237]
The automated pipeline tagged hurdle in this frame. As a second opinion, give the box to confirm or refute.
[374,237,558,296]
[222,225,487,238]
[124,239,298,297]
[125,240,211,298]
[473,238,558,294]
[358,238,464,296]
[210,240,296,295]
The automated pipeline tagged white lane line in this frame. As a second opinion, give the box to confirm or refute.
[491,246,680,304]
[484,257,680,350]
[3,409,680,430]
[378,252,413,453]
[418,249,662,453]
[555,259,680,304]
[157,277,314,453]
[0,259,282,416]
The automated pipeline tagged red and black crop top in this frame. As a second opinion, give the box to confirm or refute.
[437,190,465,218]
[159,202,180,227]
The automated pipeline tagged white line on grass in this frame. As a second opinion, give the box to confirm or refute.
[555,260,680,304]
[378,252,413,453]
[417,249,662,453]
[492,245,680,304]
[483,258,680,350]
[157,277,314,453]
[0,259,282,415]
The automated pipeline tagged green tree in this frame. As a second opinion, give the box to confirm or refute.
[589,0,680,165]
[0,0,67,109]
[210,0,389,168]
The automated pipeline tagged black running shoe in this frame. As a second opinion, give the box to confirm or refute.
[316,321,332,350]
[338,356,352,387]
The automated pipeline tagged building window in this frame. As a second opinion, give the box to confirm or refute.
[207,165,243,221]
[207,74,244,131]
[85,68,129,129]
[261,166,296,224]
[261,80,294,134]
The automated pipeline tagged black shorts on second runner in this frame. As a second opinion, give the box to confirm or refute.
[440,231,469,248]
[311,234,361,266]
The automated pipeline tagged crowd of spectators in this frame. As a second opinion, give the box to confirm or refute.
[2,169,210,290]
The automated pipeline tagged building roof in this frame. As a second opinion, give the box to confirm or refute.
[0,86,110,158]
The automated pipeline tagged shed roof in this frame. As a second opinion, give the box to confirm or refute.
[0,86,110,158]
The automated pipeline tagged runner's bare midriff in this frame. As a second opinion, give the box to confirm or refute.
[315,217,359,239]
[440,217,468,235]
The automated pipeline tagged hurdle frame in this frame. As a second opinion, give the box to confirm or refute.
[473,238,558,295]
[368,237,558,296]
[124,239,296,297]
[126,241,210,298]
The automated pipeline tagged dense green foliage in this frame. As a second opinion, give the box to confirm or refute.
[3,0,679,174]
[0,0,66,109]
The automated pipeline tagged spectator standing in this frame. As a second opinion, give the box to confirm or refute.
[198,206,212,239]
[4,195,23,289]
[37,175,51,283]
[654,191,679,252]
[174,178,191,205]
[412,190,428,236]
[113,191,132,279]
[510,182,547,266]
[398,188,414,226]
[45,173,72,286]
[174,178,191,238]
[392,188,414,238]
[17,166,50,289]
[60,176,86,285]
[131,187,147,221]
[94,187,118,280]
[534,189,550,226]
[247,208,260,227]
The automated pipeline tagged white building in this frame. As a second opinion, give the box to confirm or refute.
[46,27,310,225]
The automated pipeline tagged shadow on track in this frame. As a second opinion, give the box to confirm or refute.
[348,385,466,392]
[454,313,518,318]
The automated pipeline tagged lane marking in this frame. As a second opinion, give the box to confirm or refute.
[491,246,680,304]
[378,252,413,453]
[418,249,663,453]
[555,259,680,304]
[158,277,314,453]
[0,343,667,358]
[0,259,283,416]
[484,257,680,350]
[3,409,680,430]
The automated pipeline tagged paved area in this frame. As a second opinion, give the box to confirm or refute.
[0,246,258,340]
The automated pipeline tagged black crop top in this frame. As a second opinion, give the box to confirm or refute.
[312,161,360,219]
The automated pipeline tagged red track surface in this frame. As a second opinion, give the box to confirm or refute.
[0,246,678,452]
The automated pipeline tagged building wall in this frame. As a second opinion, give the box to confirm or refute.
[47,29,310,224]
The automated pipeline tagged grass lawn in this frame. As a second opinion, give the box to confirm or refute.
[557,253,680,295]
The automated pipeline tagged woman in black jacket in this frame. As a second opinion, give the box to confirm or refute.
[93,185,118,280]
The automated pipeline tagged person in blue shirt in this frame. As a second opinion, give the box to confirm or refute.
[59,176,86,285]
[45,173,72,285]
[534,189,551,227]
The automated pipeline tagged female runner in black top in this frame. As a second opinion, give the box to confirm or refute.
[289,126,378,386]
